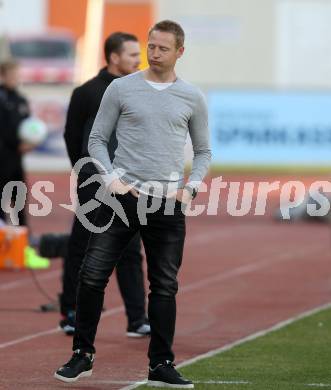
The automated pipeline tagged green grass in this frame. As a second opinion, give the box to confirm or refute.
[138,306,331,389]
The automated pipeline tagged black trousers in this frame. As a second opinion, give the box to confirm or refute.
[73,192,186,366]
[0,167,27,226]
[60,174,146,329]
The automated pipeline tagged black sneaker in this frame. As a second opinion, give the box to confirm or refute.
[54,350,94,383]
[59,310,76,336]
[148,360,194,388]
[127,320,151,338]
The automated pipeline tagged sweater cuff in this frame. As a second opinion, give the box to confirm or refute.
[185,180,201,191]
[101,168,125,187]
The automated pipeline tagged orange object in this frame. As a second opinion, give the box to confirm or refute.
[47,0,153,68]
[0,226,28,270]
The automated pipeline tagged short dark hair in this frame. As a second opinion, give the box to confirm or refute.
[0,60,18,75]
[149,20,185,49]
[104,32,138,64]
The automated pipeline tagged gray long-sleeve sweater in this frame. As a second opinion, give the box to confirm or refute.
[88,71,211,196]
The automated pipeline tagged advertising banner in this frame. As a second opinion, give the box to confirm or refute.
[209,90,331,167]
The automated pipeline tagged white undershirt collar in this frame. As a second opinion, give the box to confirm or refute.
[145,80,174,91]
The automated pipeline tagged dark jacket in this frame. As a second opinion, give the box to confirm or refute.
[0,85,30,181]
[63,67,119,176]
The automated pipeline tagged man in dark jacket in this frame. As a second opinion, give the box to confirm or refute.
[0,61,31,226]
[60,32,150,337]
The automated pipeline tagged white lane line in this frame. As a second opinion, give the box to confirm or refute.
[181,244,323,294]
[94,379,250,385]
[0,306,124,350]
[0,238,326,351]
[0,227,250,347]
[94,379,331,387]
[177,301,331,368]
[0,327,60,349]
[120,301,331,390]
[0,224,263,292]
[94,381,147,385]
[0,269,61,291]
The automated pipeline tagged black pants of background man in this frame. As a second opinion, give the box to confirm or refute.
[0,167,27,226]
[60,172,147,330]
[73,192,186,367]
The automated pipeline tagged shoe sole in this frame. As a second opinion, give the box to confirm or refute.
[147,380,194,388]
[54,369,92,383]
[126,332,150,338]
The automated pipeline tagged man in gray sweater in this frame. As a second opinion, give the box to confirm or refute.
[55,20,211,388]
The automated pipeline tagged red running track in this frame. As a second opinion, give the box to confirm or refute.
[0,173,330,389]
